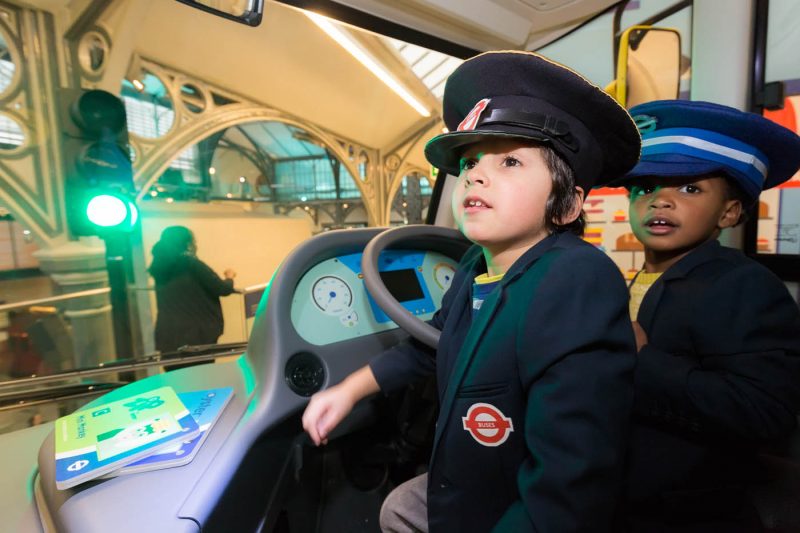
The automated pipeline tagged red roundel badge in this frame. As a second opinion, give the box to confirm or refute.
[462,403,514,447]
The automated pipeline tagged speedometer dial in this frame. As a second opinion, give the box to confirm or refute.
[433,263,456,291]
[312,276,353,315]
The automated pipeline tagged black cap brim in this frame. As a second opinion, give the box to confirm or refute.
[425,129,552,175]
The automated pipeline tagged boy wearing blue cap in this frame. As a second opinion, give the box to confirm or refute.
[303,51,641,532]
[616,100,800,532]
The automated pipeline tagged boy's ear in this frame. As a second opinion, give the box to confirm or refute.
[718,199,743,229]
[557,186,585,225]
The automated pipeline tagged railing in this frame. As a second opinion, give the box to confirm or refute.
[0,342,247,390]
[0,281,262,378]
[0,287,117,381]
[0,287,111,313]
[0,342,247,434]
[129,282,266,343]
[0,279,262,435]
[241,282,268,337]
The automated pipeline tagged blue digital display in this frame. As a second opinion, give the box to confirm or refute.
[337,251,435,324]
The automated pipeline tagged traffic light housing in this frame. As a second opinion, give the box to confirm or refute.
[59,89,138,236]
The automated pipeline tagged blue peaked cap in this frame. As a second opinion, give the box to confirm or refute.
[613,99,800,199]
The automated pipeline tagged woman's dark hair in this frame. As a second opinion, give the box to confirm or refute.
[541,145,585,236]
[152,225,195,258]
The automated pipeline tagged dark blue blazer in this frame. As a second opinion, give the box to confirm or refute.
[371,232,636,532]
[624,239,800,525]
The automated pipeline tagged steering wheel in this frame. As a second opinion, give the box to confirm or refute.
[361,225,471,349]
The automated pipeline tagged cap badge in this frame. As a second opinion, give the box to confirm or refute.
[634,114,658,135]
[457,98,491,132]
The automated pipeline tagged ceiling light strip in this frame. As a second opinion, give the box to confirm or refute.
[305,12,430,117]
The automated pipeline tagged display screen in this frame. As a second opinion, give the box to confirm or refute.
[379,268,424,302]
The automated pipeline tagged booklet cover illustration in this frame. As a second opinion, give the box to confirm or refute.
[54,386,200,490]
[104,387,234,476]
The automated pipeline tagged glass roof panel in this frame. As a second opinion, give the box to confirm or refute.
[387,39,461,100]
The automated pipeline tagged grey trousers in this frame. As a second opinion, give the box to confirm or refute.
[379,473,429,533]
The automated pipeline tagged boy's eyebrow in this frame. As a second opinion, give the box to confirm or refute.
[461,151,484,160]
[458,151,484,167]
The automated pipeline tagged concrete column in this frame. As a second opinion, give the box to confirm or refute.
[690,0,755,249]
[34,239,116,369]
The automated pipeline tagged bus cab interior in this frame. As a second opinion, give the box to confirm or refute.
[0,0,798,531]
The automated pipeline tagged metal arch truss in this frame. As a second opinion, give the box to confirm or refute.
[128,57,390,226]
[272,200,368,231]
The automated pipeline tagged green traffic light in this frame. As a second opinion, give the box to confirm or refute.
[128,201,139,226]
[86,194,137,228]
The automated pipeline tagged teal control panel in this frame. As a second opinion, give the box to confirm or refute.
[290,250,458,346]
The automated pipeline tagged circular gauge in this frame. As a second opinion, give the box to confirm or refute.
[339,310,358,327]
[433,263,456,291]
[312,276,353,315]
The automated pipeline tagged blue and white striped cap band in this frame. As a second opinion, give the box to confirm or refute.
[613,99,800,197]
[642,127,769,186]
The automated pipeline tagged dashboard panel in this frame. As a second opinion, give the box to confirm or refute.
[290,249,457,345]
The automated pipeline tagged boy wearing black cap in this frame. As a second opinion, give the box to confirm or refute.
[303,51,641,532]
[616,100,800,532]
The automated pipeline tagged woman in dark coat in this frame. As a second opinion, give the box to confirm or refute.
[149,226,236,353]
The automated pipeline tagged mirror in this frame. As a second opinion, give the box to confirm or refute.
[613,25,681,108]
[175,0,263,26]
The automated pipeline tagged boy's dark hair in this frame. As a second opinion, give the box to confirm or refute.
[721,175,753,227]
[541,145,585,236]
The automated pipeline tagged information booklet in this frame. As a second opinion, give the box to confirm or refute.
[102,387,234,476]
[54,386,200,490]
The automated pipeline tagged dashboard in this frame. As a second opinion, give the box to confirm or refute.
[290,249,458,346]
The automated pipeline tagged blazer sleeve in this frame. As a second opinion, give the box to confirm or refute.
[494,248,636,533]
[191,259,236,297]
[634,262,800,440]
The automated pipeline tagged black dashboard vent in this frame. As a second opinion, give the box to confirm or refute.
[285,352,325,396]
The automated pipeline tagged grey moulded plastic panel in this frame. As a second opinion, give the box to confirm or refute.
[25,226,468,532]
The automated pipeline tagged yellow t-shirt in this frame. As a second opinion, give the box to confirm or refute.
[474,272,505,285]
[629,271,663,321]
[472,272,504,316]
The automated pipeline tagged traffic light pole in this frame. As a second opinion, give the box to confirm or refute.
[104,232,134,360]
[58,89,139,362]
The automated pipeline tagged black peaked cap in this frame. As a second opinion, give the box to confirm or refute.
[425,51,641,190]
